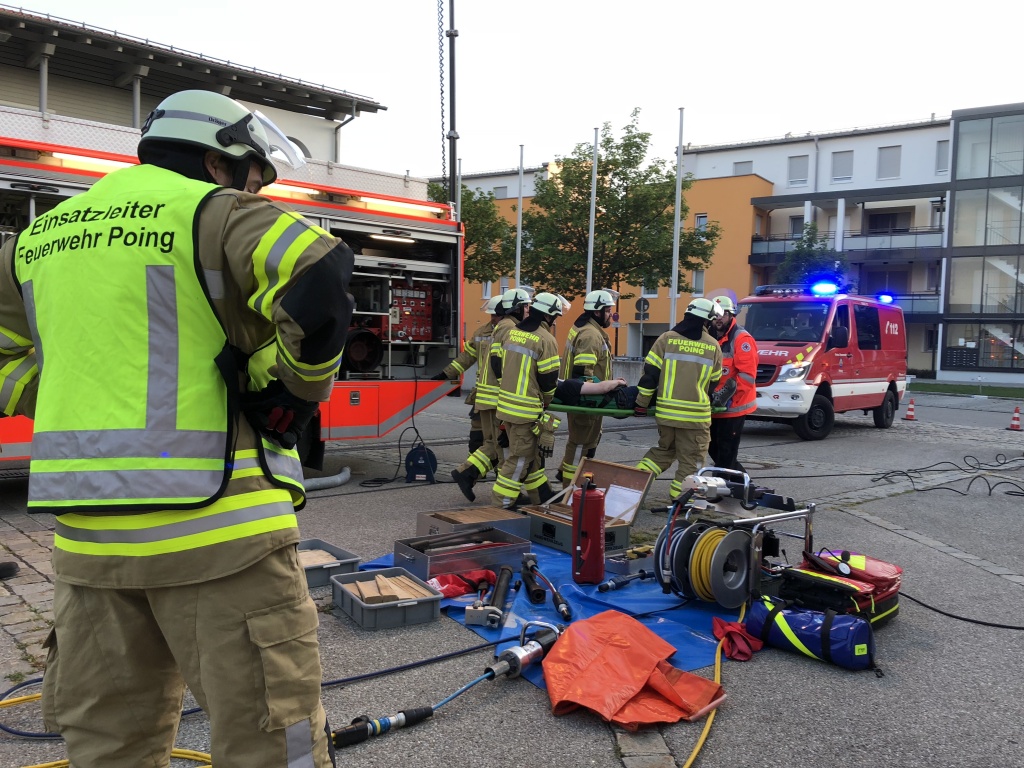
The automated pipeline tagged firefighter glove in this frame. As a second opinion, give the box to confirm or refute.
[431,371,449,380]
[711,378,738,409]
[241,379,319,450]
[533,412,561,459]
[633,405,648,417]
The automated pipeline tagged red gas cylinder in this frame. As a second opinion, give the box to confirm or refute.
[571,475,606,585]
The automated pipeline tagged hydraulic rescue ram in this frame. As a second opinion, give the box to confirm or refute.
[332,621,564,749]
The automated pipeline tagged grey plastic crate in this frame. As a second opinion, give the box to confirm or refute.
[331,567,442,630]
[298,539,360,589]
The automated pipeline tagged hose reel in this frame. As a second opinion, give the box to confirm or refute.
[654,522,752,609]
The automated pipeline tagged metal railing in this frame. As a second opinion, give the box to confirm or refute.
[752,226,943,255]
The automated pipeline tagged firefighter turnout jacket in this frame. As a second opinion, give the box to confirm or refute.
[712,318,758,419]
[494,316,560,424]
[636,328,722,427]
[561,316,611,382]
[444,318,496,404]
[0,163,354,588]
[485,314,519,411]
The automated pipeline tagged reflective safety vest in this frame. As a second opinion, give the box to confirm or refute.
[639,330,722,428]
[712,321,758,419]
[495,324,559,424]
[13,163,305,515]
[446,319,497,408]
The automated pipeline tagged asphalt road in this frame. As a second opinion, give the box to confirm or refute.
[2,390,1024,768]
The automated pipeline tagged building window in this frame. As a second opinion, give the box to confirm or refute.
[935,140,950,174]
[790,216,805,237]
[992,115,1024,177]
[944,321,1024,370]
[788,155,809,186]
[754,214,764,237]
[493,186,508,199]
[831,150,853,182]
[923,327,937,353]
[956,118,992,179]
[482,282,493,299]
[694,213,708,231]
[641,282,658,298]
[499,276,510,294]
[952,188,988,247]
[733,160,752,175]
[692,269,705,296]
[877,146,901,180]
[925,264,939,291]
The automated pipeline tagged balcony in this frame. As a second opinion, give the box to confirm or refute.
[751,226,944,266]
[892,292,941,315]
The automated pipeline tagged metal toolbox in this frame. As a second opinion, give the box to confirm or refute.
[393,528,531,582]
[297,539,360,589]
[416,506,531,539]
[523,458,653,556]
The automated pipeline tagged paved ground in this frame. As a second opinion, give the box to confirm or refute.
[1,390,1024,767]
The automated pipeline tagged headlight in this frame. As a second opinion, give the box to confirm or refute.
[778,362,810,381]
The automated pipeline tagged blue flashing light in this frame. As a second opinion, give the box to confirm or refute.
[877,293,894,304]
[810,281,838,296]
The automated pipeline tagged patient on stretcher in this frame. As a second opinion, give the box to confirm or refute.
[553,377,640,416]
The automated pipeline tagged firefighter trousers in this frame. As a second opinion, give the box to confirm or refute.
[637,424,710,501]
[559,412,603,485]
[463,408,504,477]
[492,421,548,507]
[709,416,746,473]
[41,546,334,768]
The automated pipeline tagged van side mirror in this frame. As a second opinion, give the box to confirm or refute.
[827,326,850,350]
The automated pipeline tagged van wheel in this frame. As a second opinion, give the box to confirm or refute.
[793,395,834,440]
[873,390,897,429]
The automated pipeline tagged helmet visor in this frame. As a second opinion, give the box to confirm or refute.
[253,110,307,171]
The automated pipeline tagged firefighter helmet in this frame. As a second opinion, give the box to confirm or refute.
[685,297,724,322]
[713,296,737,314]
[532,292,571,318]
[481,296,502,314]
[500,287,533,312]
[583,289,618,311]
[139,90,283,186]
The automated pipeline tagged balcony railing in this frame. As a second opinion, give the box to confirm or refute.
[752,226,944,255]
[892,292,941,314]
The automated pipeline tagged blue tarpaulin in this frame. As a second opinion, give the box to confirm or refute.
[359,544,737,688]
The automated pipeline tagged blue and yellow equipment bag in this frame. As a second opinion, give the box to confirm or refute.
[745,597,876,671]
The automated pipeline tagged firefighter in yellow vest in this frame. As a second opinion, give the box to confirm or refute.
[491,292,568,508]
[0,91,352,768]
[558,288,617,485]
[441,295,502,500]
[635,298,724,501]
[708,295,759,472]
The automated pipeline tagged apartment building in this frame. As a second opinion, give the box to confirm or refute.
[462,106,1024,383]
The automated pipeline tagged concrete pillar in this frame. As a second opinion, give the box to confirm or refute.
[38,55,48,115]
[803,200,813,231]
[132,76,142,128]
[836,197,846,252]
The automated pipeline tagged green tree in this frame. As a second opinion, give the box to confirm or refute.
[428,182,514,283]
[775,223,849,287]
[517,109,720,299]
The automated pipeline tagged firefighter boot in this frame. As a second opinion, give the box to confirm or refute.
[537,481,558,504]
[451,466,480,502]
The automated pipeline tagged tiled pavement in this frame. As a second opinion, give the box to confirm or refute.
[0,512,55,685]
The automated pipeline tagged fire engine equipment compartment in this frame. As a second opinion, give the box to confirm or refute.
[327,226,460,381]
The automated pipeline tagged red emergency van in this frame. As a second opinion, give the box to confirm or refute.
[735,283,908,440]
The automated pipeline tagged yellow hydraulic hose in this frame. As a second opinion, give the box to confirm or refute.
[681,602,746,768]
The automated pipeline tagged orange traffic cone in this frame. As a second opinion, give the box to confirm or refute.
[902,399,916,421]
[1007,406,1021,432]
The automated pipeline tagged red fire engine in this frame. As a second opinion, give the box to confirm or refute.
[0,135,465,468]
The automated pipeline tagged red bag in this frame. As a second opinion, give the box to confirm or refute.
[426,569,495,598]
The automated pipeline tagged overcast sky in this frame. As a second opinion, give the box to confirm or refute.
[18,1,1024,179]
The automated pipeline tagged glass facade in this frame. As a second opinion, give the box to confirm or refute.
[946,108,1024,375]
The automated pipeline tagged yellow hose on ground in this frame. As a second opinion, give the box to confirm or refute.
[680,602,746,768]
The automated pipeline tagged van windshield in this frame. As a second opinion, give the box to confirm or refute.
[737,301,831,343]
